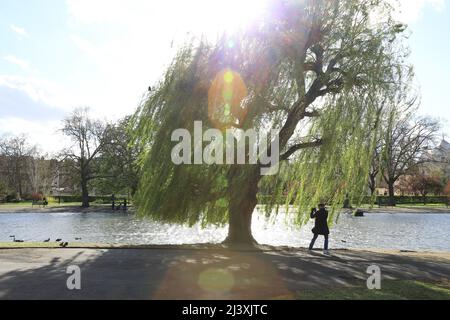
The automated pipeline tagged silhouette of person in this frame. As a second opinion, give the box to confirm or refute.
[308,203,330,254]
[43,197,48,207]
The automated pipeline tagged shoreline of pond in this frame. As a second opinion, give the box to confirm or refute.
[1,204,449,214]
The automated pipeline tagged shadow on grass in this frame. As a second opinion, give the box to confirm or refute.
[297,280,450,300]
[0,247,449,299]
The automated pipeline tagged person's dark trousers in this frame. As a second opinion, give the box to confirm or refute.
[309,234,329,250]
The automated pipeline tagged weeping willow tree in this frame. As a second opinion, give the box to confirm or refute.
[131,0,411,244]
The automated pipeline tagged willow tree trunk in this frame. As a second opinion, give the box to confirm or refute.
[223,166,260,245]
[368,174,377,196]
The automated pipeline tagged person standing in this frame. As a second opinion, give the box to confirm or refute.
[308,203,330,255]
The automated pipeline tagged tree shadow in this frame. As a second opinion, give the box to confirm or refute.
[264,249,450,295]
[0,248,448,300]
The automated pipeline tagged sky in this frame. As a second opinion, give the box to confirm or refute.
[0,0,449,155]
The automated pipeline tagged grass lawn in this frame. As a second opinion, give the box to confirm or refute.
[0,201,80,207]
[0,242,100,248]
[396,203,448,208]
[297,280,450,300]
[0,202,112,209]
[359,203,448,209]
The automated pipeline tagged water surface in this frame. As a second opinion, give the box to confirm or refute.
[1,210,449,251]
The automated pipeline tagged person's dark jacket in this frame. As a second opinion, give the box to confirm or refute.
[310,208,329,235]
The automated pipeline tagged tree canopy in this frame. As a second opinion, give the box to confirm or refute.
[131,0,412,243]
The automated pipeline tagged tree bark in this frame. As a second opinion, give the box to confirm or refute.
[388,180,396,206]
[80,175,90,208]
[368,174,377,196]
[223,166,260,245]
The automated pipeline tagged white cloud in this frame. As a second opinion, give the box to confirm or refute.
[392,0,445,23]
[0,117,67,156]
[9,24,29,38]
[0,75,75,111]
[3,55,30,71]
[0,117,68,154]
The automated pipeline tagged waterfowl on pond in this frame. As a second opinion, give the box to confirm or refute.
[43,238,50,242]
[55,238,62,242]
[75,237,82,240]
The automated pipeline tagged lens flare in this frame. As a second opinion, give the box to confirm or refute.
[198,268,235,294]
[224,71,234,83]
[208,69,248,130]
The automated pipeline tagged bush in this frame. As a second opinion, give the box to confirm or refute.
[51,195,123,203]
[30,192,43,201]
[5,193,20,203]
[376,195,449,206]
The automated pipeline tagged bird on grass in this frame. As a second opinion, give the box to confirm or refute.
[59,242,69,248]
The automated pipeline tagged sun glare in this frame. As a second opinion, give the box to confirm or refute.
[183,0,268,38]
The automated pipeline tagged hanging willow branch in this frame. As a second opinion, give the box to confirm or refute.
[131,0,412,230]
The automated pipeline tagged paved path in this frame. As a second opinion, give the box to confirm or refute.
[0,248,449,299]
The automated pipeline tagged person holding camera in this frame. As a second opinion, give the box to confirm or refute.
[308,203,330,255]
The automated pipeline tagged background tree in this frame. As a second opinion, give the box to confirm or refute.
[27,149,55,195]
[368,135,384,196]
[444,181,450,196]
[398,168,444,198]
[381,104,440,205]
[409,171,444,198]
[93,116,142,197]
[59,107,112,207]
[132,0,411,244]
[0,134,36,200]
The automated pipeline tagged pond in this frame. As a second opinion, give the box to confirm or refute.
[1,210,449,251]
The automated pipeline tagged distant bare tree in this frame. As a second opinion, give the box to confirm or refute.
[382,107,440,205]
[59,107,112,207]
[0,134,36,199]
[27,150,54,195]
[409,170,444,198]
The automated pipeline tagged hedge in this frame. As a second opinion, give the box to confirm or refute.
[375,195,449,206]
[50,195,128,203]
[257,195,449,206]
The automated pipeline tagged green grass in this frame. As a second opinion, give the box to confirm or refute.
[0,242,111,248]
[396,203,448,208]
[0,202,113,209]
[297,280,450,300]
[0,201,79,207]
[358,203,448,209]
